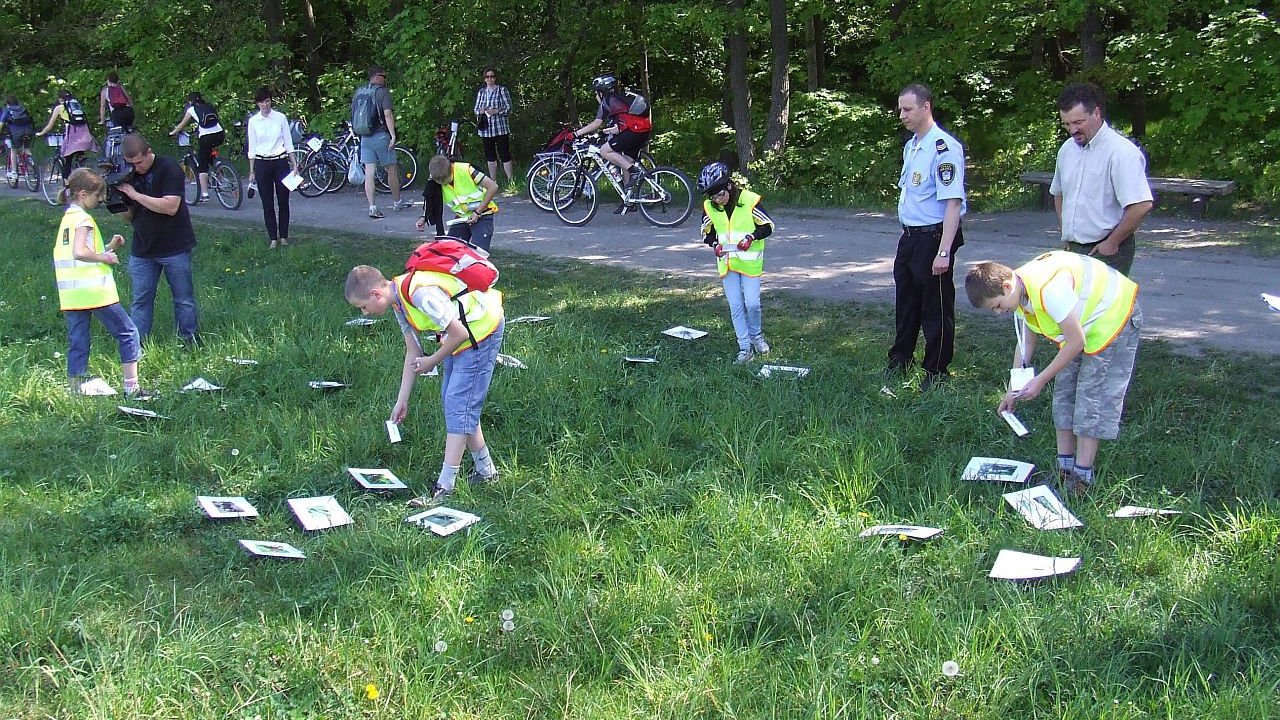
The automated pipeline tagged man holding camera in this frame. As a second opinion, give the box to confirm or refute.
[115,134,201,347]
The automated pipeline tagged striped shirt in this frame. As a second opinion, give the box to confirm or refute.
[474,85,512,138]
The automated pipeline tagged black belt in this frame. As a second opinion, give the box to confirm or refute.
[902,222,943,236]
[255,154,287,161]
[1066,233,1133,249]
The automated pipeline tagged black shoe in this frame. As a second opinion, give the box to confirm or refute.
[613,202,634,215]
[181,334,205,351]
[882,363,907,381]
[467,470,499,486]
[920,371,950,392]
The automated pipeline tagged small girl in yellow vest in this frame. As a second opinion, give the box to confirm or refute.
[53,168,153,398]
[697,162,776,363]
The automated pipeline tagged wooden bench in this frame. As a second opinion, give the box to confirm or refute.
[1020,171,1237,219]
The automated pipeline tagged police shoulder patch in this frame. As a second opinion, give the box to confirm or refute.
[938,162,956,186]
[935,138,949,154]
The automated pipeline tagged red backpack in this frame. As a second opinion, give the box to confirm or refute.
[107,84,129,108]
[400,237,499,346]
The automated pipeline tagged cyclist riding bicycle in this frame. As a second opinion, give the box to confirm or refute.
[1,95,36,179]
[99,72,136,131]
[36,91,98,179]
[569,74,652,214]
[170,92,225,202]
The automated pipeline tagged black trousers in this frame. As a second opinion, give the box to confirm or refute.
[255,157,291,242]
[888,225,962,376]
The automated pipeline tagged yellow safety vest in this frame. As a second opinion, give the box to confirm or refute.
[705,189,765,278]
[53,206,119,311]
[1017,251,1138,355]
[441,163,498,218]
[394,270,503,354]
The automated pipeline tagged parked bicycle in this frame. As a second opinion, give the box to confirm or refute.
[41,133,89,206]
[177,131,243,209]
[4,136,39,192]
[298,120,417,196]
[549,137,691,227]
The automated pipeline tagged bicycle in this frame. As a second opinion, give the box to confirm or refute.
[550,137,692,228]
[41,133,89,206]
[299,121,418,195]
[177,131,243,210]
[526,130,656,213]
[4,135,40,192]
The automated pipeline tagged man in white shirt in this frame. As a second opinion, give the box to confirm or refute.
[1050,84,1153,277]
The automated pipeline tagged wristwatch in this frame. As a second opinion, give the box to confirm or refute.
[937,250,949,258]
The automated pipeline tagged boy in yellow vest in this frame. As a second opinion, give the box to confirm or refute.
[345,263,506,505]
[965,251,1142,494]
[697,161,775,364]
[418,154,499,251]
[53,168,154,399]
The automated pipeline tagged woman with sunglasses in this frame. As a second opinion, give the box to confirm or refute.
[473,68,514,185]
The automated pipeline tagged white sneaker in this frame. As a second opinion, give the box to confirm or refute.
[6,171,16,180]
[734,348,755,364]
[751,336,770,354]
[369,205,384,219]
[392,199,414,210]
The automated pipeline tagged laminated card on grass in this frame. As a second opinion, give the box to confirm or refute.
[405,506,480,536]
[988,549,1081,581]
[239,540,306,560]
[288,496,354,531]
[348,467,408,491]
[1002,484,1083,530]
[198,495,260,519]
[961,457,1035,484]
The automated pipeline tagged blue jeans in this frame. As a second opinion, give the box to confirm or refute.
[128,250,199,342]
[452,214,494,252]
[65,302,140,378]
[721,271,762,350]
[440,318,504,435]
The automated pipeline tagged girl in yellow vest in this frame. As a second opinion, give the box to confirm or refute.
[53,168,153,398]
[697,162,776,363]
[965,251,1142,495]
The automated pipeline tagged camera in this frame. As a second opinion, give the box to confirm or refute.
[100,160,135,214]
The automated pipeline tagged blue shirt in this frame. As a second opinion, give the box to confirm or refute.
[897,123,967,227]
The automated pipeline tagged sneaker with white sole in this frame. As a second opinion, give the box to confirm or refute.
[407,483,453,507]
[369,205,384,219]
[751,336,770,354]
[734,348,755,364]
[392,199,414,211]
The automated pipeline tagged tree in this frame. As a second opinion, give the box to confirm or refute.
[762,0,789,155]
[725,0,754,171]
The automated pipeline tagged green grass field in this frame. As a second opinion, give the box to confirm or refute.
[1,197,1277,719]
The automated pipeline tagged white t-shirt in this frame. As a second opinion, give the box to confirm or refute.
[247,109,294,159]
[1050,122,1152,245]
[185,106,224,137]
[394,285,459,335]
[1020,270,1081,343]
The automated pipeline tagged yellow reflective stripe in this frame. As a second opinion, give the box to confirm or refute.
[57,277,113,289]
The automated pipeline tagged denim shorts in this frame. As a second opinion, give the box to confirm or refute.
[359,132,396,167]
[439,319,504,435]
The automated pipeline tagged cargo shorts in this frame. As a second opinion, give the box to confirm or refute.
[1052,303,1142,440]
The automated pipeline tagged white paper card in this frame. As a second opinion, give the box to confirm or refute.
[419,365,439,377]
[306,136,324,152]
[961,457,1034,484]
[1110,505,1183,518]
[1003,484,1083,530]
[118,405,169,420]
[509,315,551,324]
[281,171,303,191]
[288,496,354,531]
[308,380,346,390]
[758,364,810,379]
[624,356,658,364]
[386,421,402,444]
[198,495,260,519]
[405,506,480,536]
[345,317,377,326]
[1009,367,1035,393]
[496,354,527,369]
[1001,411,1030,437]
[1262,292,1280,312]
[662,325,708,340]
[348,467,408,490]
[182,377,224,392]
[988,549,1081,581]
[225,356,259,365]
[859,524,944,541]
[239,539,306,559]
[78,378,118,396]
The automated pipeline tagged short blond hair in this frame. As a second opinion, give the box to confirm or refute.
[964,262,1014,307]
[345,265,388,303]
[428,154,452,183]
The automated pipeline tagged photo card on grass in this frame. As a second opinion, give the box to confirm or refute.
[197,495,260,519]
[961,457,1035,484]
[405,506,481,536]
[508,315,551,324]
[225,356,259,365]
[182,377,224,392]
[988,549,1081,581]
[1111,505,1183,519]
[345,317,378,327]
[757,364,810,379]
[288,496,354,531]
[859,524,944,541]
[348,467,409,491]
[308,380,347,390]
[239,539,306,560]
[118,406,170,420]
[1002,484,1083,530]
[662,326,708,340]
[496,354,527,369]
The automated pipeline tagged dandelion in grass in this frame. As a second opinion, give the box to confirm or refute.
[364,683,379,700]
[703,631,713,642]
[501,609,514,621]
[464,616,475,624]
[434,640,448,653]
[942,661,960,677]
[898,533,908,542]
[501,620,515,633]
[231,448,240,456]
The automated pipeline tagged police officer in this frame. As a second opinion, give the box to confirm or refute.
[888,83,967,390]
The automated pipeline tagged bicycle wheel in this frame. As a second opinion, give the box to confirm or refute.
[213,161,243,210]
[297,152,330,198]
[41,158,64,205]
[375,146,418,193]
[23,152,40,192]
[527,155,569,212]
[182,159,200,205]
[551,167,599,226]
[636,166,694,228]
[5,160,15,189]
[323,147,350,194]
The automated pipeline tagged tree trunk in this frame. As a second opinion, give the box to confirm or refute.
[1080,2,1105,70]
[804,13,825,91]
[726,0,754,171]
[299,0,323,114]
[261,0,285,75]
[762,0,789,155]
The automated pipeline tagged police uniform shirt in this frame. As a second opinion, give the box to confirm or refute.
[1050,121,1152,245]
[897,123,967,227]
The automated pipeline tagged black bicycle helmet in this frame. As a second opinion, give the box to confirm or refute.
[697,161,732,196]
[591,74,619,93]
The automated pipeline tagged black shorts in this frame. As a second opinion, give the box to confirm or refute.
[607,130,649,160]
[109,105,135,129]
[6,126,34,148]
[481,134,512,163]
[196,131,225,172]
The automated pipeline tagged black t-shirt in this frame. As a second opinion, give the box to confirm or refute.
[128,154,197,258]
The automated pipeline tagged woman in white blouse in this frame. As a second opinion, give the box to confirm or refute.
[246,86,297,248]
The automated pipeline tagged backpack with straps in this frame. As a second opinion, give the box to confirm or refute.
[193,101,220,129]
[64,98,87,126]
[107,84,129,108]
[351,85,380,136]
[401,237,499,347]
[4,103,31,126]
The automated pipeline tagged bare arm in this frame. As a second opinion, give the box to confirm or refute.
[117,184,181,215]
[999,308,1084,412]
[72,226,117,265]
[1095,201,1153,256]
[932,198,963,275]
[391,328,424,423]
